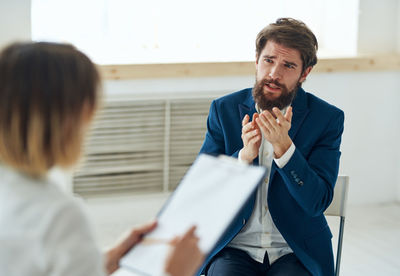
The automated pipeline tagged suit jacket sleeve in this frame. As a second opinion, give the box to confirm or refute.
[199,100,241,158]
[275,109,345,217]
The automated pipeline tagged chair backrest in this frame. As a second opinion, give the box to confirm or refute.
[324,175,349,217]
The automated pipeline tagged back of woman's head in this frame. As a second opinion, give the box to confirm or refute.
[0,42,100,177]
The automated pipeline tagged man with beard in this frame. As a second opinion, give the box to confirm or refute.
[198,18,344,276]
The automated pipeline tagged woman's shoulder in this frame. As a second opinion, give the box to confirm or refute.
[0,165,105,276]
[0,165,78,219]
[0,166,91,240]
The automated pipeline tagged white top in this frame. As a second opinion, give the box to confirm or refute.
[230,106,296,265]
[0,165,106,276]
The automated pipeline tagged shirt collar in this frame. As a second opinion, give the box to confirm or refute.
[255,103,289,115]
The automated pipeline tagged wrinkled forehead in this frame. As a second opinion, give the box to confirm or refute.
[260,40,303,65]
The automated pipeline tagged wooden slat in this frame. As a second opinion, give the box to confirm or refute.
[99,55,400,80]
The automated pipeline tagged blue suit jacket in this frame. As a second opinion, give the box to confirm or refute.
[198,87,344,276]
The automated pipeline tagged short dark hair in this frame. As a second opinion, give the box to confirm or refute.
[0,42,100,177]
[256,18,318,71]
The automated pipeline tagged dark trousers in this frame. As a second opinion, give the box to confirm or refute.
[206,247,311,276]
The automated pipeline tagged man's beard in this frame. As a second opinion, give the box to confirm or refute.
[252,77,300,111]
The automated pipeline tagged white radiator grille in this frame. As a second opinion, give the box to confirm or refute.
[73,95,216,196]
[169,99,215,190]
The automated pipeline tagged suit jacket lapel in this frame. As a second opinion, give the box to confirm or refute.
[238,89,257,120]
[270,88,309,182]
[238,89,259,165]
[289,87,309,140]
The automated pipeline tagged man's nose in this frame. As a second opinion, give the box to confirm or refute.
[268,65,282,80]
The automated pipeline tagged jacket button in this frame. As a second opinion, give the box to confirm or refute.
[298,181,304,186]
[242,219,246,225]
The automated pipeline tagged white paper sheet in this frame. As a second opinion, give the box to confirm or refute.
[119,154,267,276]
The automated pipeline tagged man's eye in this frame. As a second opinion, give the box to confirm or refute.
[264,58,273,63]
[285,64,295,69]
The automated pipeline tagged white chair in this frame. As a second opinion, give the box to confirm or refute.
[324,175,349,276]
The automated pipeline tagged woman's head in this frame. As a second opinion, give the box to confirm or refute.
[0,42,100,177]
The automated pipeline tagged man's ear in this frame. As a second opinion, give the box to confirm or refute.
[300,66,312,83]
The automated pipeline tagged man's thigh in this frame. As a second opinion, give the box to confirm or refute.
[267,253,311,276]
[206,247,264,276]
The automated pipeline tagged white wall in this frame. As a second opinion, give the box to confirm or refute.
[104,70,400,206]
[358,0,399,54]
[1,0,399,204]
[305,71,400,205]
[397,1,400,203]
[398,1,400,52]
[0,0,31,49]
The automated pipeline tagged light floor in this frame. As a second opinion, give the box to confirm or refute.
[84,193,400,276]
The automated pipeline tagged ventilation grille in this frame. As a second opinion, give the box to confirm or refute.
[73,95,216,196]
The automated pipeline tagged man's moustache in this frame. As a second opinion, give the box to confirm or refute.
[263,79,284,88]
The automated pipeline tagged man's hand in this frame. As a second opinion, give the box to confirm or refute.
[240,113,262,163]
[256,107,293,159]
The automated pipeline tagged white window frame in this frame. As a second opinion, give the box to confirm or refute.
[31,0,359,65]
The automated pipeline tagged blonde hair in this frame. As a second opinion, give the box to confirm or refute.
[0,42,100,177]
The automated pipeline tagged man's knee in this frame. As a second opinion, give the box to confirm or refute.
[206,248,262,276]
[267,253,311,276]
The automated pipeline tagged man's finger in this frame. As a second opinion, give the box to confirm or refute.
[242,114,250,127]
[272,107,286,124]
[242,122,255,134]
[247,135,261,145]
[252,113,260,126]
[256,117,271,135]
[284,106,293,123]
[243,129,260,142]
[260,111,277,132]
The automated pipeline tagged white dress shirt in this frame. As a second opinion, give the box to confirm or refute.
[229,107,296,265]
[0,165,106,276]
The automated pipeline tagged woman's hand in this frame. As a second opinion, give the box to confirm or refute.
[164,226,205,276]
[104,221,157,275]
